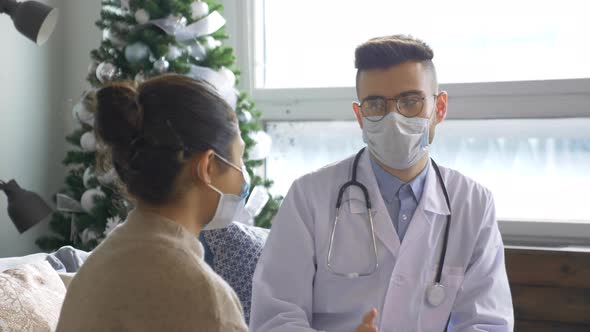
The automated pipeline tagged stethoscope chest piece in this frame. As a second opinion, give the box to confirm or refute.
[427,283,446,307]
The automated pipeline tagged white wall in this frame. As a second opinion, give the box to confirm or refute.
[0,0,64,257]
[0,0,101,257]
[61,0,101,133]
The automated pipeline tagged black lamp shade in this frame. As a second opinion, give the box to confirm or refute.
[1,0,59,45]
[1,179,52,233]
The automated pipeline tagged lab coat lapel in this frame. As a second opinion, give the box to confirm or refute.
[379,160,453,331]
[399,159,451,256]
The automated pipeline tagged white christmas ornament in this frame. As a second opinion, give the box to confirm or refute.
[191,1,209,20]
[219,67,236,87]
[125,42,150,63]
[134,9,150,24]
[96,62,118,83]
[102,29,125,48]
[153,58,170,73]
[238,110,253,123]
[72,99,94,127]
[80,228,100,245]
[80,131,97,152]
[167,45,183,60]
[104,216,123,237]
[187,65,237,109]
[83,167,97,188]
[134,71,146,83]
[248,131,273,160]
[81,188,106,213]
[98,168,118,185]
[203,36,221,50]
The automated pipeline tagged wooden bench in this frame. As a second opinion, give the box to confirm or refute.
[505,247,590,331]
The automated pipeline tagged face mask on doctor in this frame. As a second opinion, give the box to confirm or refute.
[203,152,251,230]
[360,94,438,170]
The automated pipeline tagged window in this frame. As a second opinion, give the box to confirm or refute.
[266,121,365,196]
[267,119,590,223]
[256,0,590,88]
[223,0,590,243]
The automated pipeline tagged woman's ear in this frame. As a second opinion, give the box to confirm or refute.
[191,150,216,185]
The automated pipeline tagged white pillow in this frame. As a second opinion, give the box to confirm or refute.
[0,261,66,332]
[0,253,48,273]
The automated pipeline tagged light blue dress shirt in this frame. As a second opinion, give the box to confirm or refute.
[370,157,429,242]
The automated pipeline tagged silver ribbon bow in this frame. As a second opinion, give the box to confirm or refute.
[148,11,226,42]
[187,65,238,109]
[56,193,84,243]
[139,12,235,108]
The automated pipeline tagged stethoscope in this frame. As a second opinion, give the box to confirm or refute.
[327,147,452,308]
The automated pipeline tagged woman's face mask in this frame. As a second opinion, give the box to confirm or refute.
[203,153,250,230]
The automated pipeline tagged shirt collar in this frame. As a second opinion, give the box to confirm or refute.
[369,157,429,203]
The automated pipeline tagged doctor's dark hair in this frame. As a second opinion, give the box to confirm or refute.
[94,74,238,205]
[354,35,437,95]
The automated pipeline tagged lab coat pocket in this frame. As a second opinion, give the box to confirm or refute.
[325,209,378,277]
[419,266,465,332]
[314,210,379,313]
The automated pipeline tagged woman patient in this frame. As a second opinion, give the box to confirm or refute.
[57,74,248,332]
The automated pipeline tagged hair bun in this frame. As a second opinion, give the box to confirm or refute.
[95,82,143,147]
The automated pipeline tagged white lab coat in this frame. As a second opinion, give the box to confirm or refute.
[250,152,514,332]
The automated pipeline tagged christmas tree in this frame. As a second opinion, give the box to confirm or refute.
[37,0,280,252]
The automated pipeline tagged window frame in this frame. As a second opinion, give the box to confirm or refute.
[222,0,590,246]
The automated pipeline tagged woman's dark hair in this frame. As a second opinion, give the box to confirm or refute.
[94,74,238,205]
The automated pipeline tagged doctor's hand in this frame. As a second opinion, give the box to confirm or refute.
[354,308,379,332]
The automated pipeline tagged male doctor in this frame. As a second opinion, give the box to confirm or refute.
[250,35,514,332]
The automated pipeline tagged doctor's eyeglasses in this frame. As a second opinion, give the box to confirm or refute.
[357,93,438,122]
